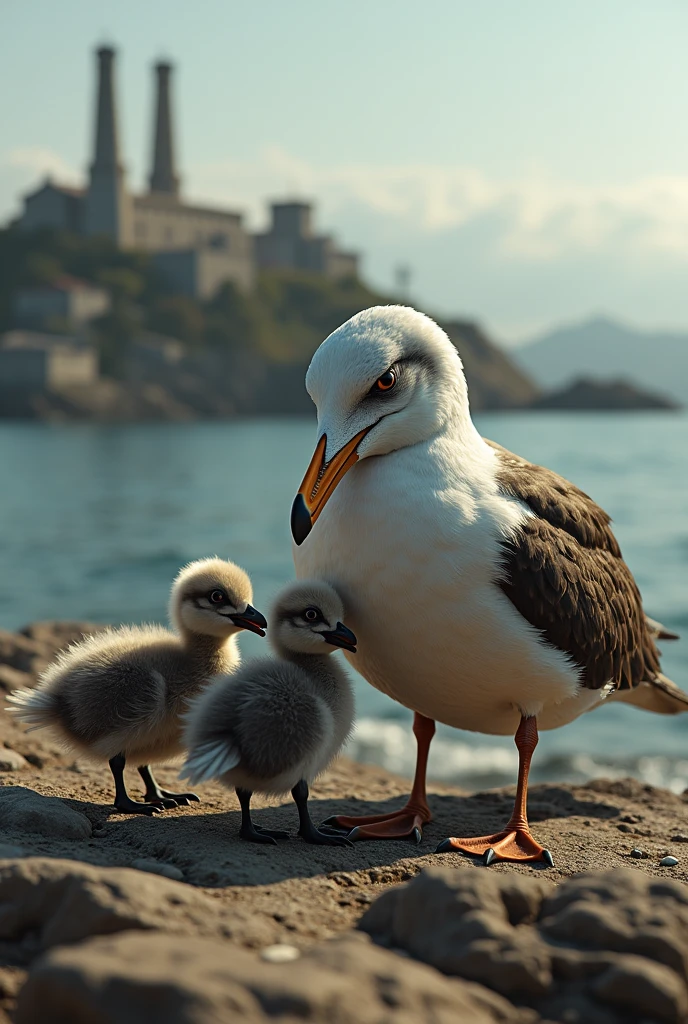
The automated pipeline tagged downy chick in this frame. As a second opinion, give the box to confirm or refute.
[180,580,356,847]
[7,558,267,815]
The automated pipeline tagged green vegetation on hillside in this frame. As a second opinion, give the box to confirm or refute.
[0,226,538,414]
[0,227,389,371]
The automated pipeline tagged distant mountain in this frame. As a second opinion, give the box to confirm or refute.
[513,316,688,404]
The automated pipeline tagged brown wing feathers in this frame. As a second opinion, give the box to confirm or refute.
[487,440,663,692]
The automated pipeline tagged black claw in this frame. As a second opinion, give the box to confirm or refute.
[318,825,352,837]
[484,848,497,867]
[240,826,278,845]
[151,797,178,809]
[542,849,554,867]
[114,798,163,816]
[254,825,291,841]
[412,827,422,845]
[300,827,354,848]
[160,790,200,804]
[435,838,454,854]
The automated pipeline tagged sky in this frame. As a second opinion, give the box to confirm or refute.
[2,0,688,342]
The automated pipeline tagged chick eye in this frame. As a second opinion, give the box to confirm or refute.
[304,607,320,622]
[209,590,226,604]
[374,368,397,392]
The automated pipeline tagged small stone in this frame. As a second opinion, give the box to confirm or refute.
[131,859,184,882]
[260,944,301,963]
[670,834,688,843]
[630,848,647,859]
[0,749,29,771]
[92,829,107,838]
[660,856,679,867]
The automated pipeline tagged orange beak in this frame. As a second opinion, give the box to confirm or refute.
[291,428,369,544]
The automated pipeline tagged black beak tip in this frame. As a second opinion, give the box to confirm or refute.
[231,605,268,637]
[291,494,312,546]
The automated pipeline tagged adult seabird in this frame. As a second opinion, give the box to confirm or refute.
[290,305,685,865]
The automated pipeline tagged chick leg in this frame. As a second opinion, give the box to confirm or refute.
[138,765,200,808]
[109,754,162,815]
[237,788,290,844]
[292,780,353,847]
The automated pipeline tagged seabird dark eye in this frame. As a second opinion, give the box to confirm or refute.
[373,369,397,393]
[209,590,226,604]
[304,607,320,622]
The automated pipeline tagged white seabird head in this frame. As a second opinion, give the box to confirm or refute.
[291,305,477,545]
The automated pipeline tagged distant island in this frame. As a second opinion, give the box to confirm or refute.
[1,229,681,421]
[531,376,681,412]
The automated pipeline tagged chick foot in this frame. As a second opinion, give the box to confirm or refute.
[292,780,353,848]
[138,766,200,808]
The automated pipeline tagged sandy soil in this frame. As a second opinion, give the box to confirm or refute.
[2,622,688,1021]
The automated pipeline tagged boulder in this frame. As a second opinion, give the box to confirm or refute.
[0,787,91,839]
[0,858,225,953]
[360,867,688,1023]
[16,931,528,1024]
[0,622,101,682]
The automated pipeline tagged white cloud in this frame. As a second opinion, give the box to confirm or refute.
[2,146,80,186]
[190,146,688,265]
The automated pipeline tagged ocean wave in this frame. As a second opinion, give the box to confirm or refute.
[345,718,688,794]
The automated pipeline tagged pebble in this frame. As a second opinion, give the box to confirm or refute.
[670,834,688,843]
[260,944,301,964]
[660,856,679,867]
[0,749,29,772]
[630,848,647,859]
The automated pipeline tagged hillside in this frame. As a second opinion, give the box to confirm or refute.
[0,227,539,417]
[514,316,688,405]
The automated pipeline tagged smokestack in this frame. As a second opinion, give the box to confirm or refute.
[149,62,180,196]
[85,46,133,245]
[91,46,122,172]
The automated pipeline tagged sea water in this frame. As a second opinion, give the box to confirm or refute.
[1,413,687,792]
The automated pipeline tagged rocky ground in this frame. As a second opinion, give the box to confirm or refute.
[2,622,688,1022]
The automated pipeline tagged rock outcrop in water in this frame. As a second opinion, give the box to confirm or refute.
[2,620,688,1021]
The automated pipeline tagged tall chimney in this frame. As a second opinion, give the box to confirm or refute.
[92,46,121,171]
[84,46,133,245]
[149,62,180,196]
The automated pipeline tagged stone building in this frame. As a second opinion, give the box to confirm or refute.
[256,202,358,279]
[15,47,357,295]
[14,276,110,329]
[0,332,98,389]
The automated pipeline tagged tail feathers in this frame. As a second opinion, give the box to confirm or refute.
[179,739,241,786]
[611,674,688,715]
[5,688,58,731]
[646,616,680,642]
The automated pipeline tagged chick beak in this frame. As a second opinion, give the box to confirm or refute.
[321,621,358,654]
[291,428,370,546]
[229,604,268,637]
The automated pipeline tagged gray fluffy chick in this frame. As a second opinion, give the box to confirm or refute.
[180,580,356,847]
[7,558,267,815]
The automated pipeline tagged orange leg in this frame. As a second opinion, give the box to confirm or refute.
[321,713,435,843]
[436,715,553,866]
